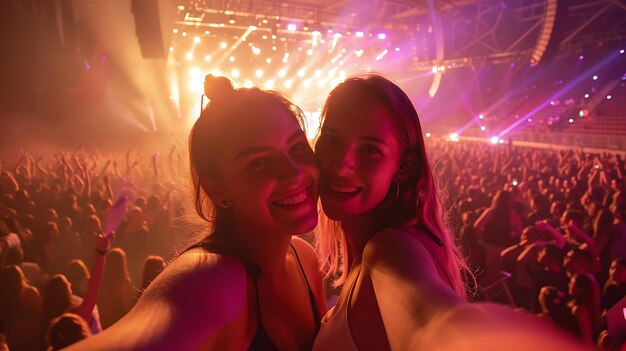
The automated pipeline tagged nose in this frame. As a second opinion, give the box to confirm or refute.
[278,155,305,186]
[329,146,356,176]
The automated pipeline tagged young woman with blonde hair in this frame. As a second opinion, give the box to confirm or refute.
[313,74,588,351]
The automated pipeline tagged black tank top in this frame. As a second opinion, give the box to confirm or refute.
[184,241,321,350]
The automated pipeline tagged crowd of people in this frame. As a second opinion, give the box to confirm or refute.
[0,74,623,350]
[432,141,626,347]
[0,147,178,350]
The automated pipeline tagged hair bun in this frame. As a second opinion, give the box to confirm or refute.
[204,75,235,101]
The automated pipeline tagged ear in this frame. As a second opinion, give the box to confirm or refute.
[396,153,419,183]
[200,176,230,205]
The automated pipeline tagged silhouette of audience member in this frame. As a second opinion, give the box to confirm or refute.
[46,313,91,351]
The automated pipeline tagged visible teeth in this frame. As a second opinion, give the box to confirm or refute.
[329,183,359,194]
[274,191,308,205]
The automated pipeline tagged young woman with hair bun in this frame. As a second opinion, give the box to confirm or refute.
[68,75,326,350]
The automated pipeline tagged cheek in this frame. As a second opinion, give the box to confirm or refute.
[317,150,335,173]
[363,160,397,185]
[301,155,320,180]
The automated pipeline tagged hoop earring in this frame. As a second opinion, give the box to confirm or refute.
[220,200,232,208]
[395,181,400,200]
[416,189,423,208]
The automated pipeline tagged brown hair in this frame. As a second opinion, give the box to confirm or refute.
[188,75,308,242]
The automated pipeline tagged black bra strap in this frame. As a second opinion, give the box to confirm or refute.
[290,243,322,331]
[184,241,320,331]
[251,274,265,329]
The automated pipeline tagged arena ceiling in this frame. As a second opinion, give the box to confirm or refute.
[174,0,626,68]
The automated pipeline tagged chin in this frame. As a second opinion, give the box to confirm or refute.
[320,202,348,222]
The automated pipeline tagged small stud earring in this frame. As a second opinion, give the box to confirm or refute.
[220,200,232,208]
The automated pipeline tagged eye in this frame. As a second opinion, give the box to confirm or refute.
[247,158,267,170]
[290,142,309,154]
[361,145,382,156]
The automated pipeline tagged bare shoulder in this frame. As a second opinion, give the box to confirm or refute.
[362,228,436,273]
[290,236,327,314]
[138,249,248,312]
[290,236,318,264]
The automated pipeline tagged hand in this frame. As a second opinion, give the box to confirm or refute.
[96,234,110,252]
[534,220,554,232]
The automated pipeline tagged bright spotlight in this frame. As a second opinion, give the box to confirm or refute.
[229,56,235,62]
[480,126,486,131]
[264,80,274,89]
[231,69,240,78]
[204,55,211,62]
[377,33,386,40]
[297,69,306,77]
[243,80,253,88]
[278,69,287,77]
[314,70,322,78]
[425,132,431,138]
[355,31,364,38]
[255,69,263,78]
[193,36,201,43]
[303,79,311,88]
[284,80,293,89]
[479,114,484,119]
[592,75,598,80]
[307,49,313,56]
[287,23,297,31]
[449,133,459,141]
[266,58,272,64]
[220,42,227,49]
[490,136,499,144]
[185,52,193,60]
[498,139,504,144]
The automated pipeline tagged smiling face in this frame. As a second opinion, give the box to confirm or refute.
[316,102,404,221]
[212,105,319,236]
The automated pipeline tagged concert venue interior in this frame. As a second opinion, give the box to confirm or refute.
[0,0,625,350]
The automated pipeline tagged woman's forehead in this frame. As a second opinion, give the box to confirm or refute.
[219,107,302,151]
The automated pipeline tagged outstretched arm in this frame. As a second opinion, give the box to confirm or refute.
[74,235,110,323]
[473,208,493,233]
[363,229,588,351]
[67,251,250,350]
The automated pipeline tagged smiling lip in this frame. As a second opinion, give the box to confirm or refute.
[272,188,309,206]
[327,181,362,195]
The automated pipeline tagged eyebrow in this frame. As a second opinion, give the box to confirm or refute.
[234,130,305,161]
[324,127,389,147]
